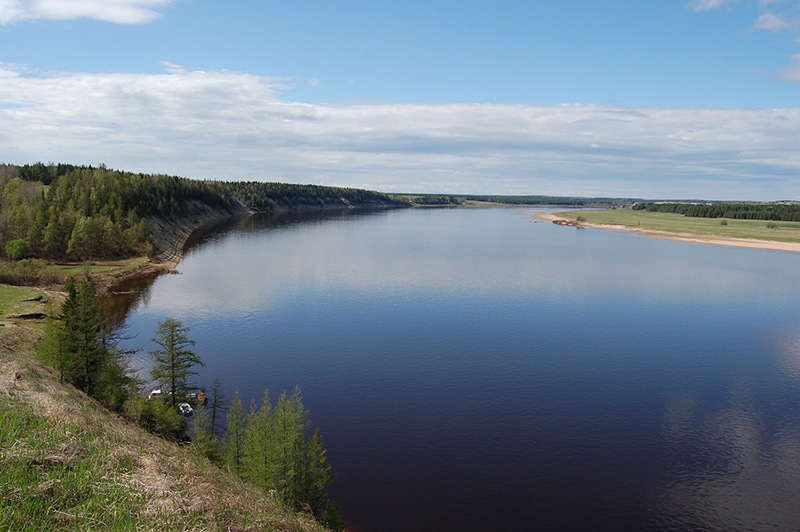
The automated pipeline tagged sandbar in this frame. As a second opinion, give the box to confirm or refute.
[536,212,800,254]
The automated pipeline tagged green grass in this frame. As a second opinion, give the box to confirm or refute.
[558,208,800,243]
[0,379,326,531]
[56,257,149,277]
[0,306,328,531]
[0,285,49,317]
[0,397,144,531]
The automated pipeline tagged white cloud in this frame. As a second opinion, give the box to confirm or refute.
[0,64,798,200]
[754,11,793,30]
[692,2,800,89]
[0,0,175,24]
[690,0,738,12]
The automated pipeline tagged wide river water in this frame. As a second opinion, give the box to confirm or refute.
[111,207,800,531]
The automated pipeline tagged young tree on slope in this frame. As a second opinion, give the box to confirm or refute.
[224,391,248,477]
[149,318,204,407]
[40,276,134,410]
[208,378,227,436]
[59,276,103,396]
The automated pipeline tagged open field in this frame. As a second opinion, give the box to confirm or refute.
[55,257,151,277]
[550,208,800,252]
[557,208,800,242]
[0,285,50,317]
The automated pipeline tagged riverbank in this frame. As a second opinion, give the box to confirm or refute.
[0,283,327,530]
[539,210,800,253]
[0,203,333,529]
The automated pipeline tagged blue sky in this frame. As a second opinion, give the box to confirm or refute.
[1,0,799,200]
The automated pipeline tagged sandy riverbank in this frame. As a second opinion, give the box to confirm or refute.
[536,212,800,253]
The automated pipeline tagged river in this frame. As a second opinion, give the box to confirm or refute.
[110,207,800,531]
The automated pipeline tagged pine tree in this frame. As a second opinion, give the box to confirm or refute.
[41,276,133,409]
[304,428,342,530]
[149,318,204,407]
[224,391,248,477]
[95,321,138,412]
[235,387,338,518]
[60,277,103,395]
[272,388,309,506]
[303,428,336,515]
[242,391,276,491]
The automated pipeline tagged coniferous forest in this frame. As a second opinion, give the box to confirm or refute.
[0,163,404,263]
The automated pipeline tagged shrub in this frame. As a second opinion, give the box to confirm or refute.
[0,259,64,286]
[5,238,31,260]
[766,221,778,229]
[719,219,727,226]
[125,395,187,441]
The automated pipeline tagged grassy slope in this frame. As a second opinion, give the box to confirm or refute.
[558,208,800,243]
[0,284,326,531]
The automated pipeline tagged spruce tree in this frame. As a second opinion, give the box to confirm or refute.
[60,277,103,395]
[149,318,204,407]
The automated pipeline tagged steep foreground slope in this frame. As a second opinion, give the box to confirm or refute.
[0,304,327,531]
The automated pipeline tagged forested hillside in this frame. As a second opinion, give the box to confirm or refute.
[0,164,405,262]
[213,180,405,211]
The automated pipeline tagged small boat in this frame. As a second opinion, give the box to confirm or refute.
[178,402,194,417]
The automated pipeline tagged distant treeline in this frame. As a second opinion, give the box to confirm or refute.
[632,202,800,221]
[212,180,404,211]
[465,195,625,207]
[393,194,464,205]
[392,193,628,207]
[0,163,403,262]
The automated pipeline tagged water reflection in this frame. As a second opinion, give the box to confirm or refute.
[659,395,800,529]
[658,326,800,530]
[98,270,159,326]
[125,208,800,319]
[111,207,800,530]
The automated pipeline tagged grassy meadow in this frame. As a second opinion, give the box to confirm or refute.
[557,208,800,243]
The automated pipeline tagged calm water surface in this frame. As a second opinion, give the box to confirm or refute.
[114,208,800,531]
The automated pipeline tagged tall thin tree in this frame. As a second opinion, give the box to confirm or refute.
[60,276,103,395]
[224,391,248,477]
[149,318,204,407]
[208,378,227,436]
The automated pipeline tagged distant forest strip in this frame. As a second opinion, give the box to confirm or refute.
[632,202,800,221]
[0,163,403,263]
[213,180,405,211]
[392,193,628,207]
